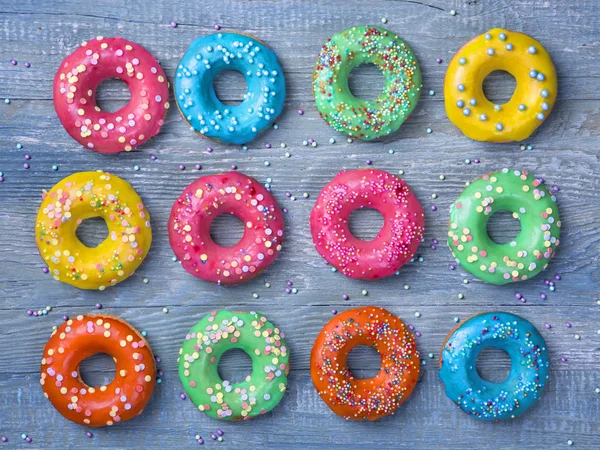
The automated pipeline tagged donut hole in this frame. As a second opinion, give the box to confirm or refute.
[95,78,131,112]
[482,70,516,105]
[218,348,253,385]
[348,63,386,100]
[476,346,512,384]
[210,213,245,247]
[486,210,521,244]
[79,353,116,387]
[76,217,109,248]
[213,70,249,106]
[346,345,381,379]
[348,208,384,241]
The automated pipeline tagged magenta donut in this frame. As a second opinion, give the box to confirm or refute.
[168,172,284,285]
[310,169,425,280]
[53,36,169,154]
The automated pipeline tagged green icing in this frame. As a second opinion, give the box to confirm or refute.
[178,310,289,420]
[448,169,560,285]
[313,25,422,140]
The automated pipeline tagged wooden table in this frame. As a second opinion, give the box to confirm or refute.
[0,0,598,448]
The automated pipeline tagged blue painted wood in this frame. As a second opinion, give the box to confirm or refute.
[0,0,599,448]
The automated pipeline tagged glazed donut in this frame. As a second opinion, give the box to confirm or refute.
[311,307,420,421]
[178,310,289,421]
[445,28,557,142]
[35,171,152,290]
[313,26,421,140]
[439,312,550,420]
[175,32,285,144]
[448,169,560,285]
[310,169,424,279]
[168,172,284,285]
[40,314,156,427]
[54,36,169,153]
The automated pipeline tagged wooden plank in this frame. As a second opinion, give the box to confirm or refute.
[0,0,598,448]
[0,370,598,450]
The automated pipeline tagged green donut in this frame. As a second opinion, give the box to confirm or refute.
[448,169,560,285]
[178,310,290,421]
[313,25,422,140]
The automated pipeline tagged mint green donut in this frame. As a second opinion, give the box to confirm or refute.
[313,25,422,140]
[178,310,290,421]
[448,169,560,285]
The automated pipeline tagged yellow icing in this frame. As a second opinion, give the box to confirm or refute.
[35,171,152,290]
[445,28,557,142]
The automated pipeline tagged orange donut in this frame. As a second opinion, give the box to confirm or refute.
[40,314,156,427]
[310,306,420,420]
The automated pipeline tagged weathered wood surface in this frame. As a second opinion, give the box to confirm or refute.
[0,0,599,448]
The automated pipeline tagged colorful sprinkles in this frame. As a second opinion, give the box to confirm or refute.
[313,26,422,140]
[448,169,560,285]
[53,36,169,153]
[311,306,420,420]
[178,310,289,421]
[310,169,424,280]
[40,314,156,427]
[35,171,152,290]
[168,171,284,285]
[439,312,550,420]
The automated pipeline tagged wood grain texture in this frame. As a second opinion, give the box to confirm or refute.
[0,0,599,448]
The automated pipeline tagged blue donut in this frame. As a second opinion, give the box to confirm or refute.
[175,32,286,144]
[439,312,549,420]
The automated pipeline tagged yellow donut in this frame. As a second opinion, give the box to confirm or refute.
[35,171,152,290]
[444,28,557,142]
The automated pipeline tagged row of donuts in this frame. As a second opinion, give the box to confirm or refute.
[53,27,556,154]
[36,166,559,290]
[41,308,549,425]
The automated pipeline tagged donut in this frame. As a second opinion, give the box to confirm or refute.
[40,314,156,427]
[35,171,152,290]
[168,172,284,285]
[448,169,560,285]
[439,312,550,420]
[178,310,289,421]
[175,32,285,144]
[311,306,420,421]
[444,28,557,142]
[53,36,169,153]
[310,169,424,279]
[313,25,421,140]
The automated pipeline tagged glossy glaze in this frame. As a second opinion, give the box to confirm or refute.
[448,169,560,284]
[175,32,286,144]
[35,171,152,290]
[439,312,550,420]
[444,28,557,142]
[53,36,169,153]
[311,306,420,421]
[178,310,289,421]
[313,25,421,140]
[168,172,284,285]
[310,169,424,279]
[40,314,156,427]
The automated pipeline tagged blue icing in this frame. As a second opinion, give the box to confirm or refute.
[175,32,286,144]
[439,312,549,421]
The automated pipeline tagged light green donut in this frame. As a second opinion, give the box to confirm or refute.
[178,310,289,421]
[313,25,422,140]
[448,169,560,285]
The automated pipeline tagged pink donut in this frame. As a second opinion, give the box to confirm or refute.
[168,172,284,285]
[53,36,169,154]
[310,169,425,280]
